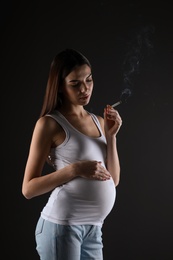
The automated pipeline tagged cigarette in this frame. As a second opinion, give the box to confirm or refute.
[111,100,122,108]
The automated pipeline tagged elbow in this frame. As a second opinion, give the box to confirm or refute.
[115,168,120,187]
[22,185,33,200]
[114,179,120,187]
[114,174,120,187]
[22,191,32,200]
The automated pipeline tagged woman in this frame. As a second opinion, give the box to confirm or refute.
[22,48,122,260]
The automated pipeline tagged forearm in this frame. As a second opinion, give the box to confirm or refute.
[22,164,77,199]
[106,136,120,186]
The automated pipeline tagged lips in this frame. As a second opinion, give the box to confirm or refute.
[80,94,90,100]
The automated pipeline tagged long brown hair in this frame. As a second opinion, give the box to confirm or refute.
[40,49,91,117]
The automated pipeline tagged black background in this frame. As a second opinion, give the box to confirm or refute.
[2,1,173,259]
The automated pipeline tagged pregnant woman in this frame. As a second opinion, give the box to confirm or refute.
[22,48,122,260]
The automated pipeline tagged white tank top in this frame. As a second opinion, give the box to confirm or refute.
[41,110,116,226]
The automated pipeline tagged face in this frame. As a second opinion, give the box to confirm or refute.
[62,64,93,106]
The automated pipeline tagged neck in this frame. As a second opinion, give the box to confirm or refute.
[59,106,87,117]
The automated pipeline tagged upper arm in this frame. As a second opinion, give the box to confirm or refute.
[23,116,59,182]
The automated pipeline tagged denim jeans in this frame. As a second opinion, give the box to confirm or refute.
[35,217,103,260]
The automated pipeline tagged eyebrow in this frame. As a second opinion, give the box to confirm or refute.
[69,73,92,82]
[87,73,92,78]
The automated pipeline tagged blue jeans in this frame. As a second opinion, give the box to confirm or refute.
[35,217,103,260]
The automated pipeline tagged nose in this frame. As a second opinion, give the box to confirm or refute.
[80,82,88,93]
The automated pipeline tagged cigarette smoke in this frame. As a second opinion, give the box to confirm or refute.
[120,23,155,104]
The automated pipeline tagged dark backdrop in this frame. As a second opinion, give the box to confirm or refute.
[2,1,173,259]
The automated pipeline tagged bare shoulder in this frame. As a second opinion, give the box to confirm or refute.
[95,115,104,123]
[35,116,61,136]
[33,115,65,147]
[95,115,105,132]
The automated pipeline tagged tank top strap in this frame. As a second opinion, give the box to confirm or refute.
[88,112,104,137]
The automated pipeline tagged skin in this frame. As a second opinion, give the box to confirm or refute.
[22,64,122,199]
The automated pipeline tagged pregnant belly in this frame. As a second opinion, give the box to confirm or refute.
[49,177,116,223]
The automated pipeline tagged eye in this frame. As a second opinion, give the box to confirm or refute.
[70,81,80,87]
[86,75,93,82]
[87,78,93,82]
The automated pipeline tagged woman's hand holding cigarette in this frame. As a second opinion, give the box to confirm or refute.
[104,105,122,136]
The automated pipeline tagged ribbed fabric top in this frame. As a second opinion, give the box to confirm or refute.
[41,110,116,226]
